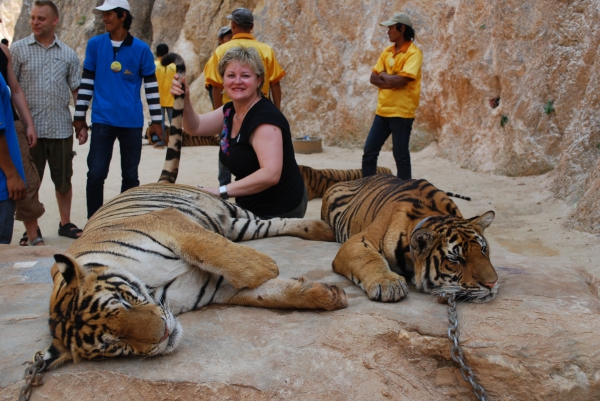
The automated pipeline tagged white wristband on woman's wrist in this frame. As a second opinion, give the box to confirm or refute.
[219,185,229,200]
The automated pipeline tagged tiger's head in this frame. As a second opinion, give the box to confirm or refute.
[409,211,498,303]
[43,254,183,369]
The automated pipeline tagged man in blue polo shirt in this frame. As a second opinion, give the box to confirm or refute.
[73,0,162,218]
[0,73,26,243]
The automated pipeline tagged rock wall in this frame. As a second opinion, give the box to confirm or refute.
[7,0,600,233]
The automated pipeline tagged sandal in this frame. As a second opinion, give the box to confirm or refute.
[29,236,45,246]
[58,222,83,239]
[19,227,43,246]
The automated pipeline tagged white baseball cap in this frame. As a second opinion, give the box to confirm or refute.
[93,0,131,14]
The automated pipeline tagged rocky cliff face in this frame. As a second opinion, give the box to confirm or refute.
[6,0,600,233]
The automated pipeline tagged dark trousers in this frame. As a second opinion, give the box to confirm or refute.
[87,123,142,218]
[362,115,414,180]
[0,199,15,244]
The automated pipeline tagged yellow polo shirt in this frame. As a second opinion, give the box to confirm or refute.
[373,41,422,118]
[204,33,286,104]
[155,59,176,108]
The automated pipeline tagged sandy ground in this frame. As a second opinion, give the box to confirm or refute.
[8,137,600,280]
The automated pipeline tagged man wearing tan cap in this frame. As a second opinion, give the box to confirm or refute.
[362,12,422,181]
[204,8,285,110]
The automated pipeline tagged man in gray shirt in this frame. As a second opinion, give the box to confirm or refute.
[11,0,83,240]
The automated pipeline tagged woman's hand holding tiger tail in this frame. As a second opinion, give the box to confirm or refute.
[170,75,187,97]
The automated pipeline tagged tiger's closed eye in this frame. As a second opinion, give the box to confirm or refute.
[446,254,461,263]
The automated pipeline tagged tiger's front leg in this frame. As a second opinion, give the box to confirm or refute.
[332,233,409,302]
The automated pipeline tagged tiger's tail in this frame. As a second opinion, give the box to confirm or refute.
[158,53,186,184]
[445,192,471,201]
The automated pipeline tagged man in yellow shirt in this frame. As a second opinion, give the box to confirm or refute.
[153,43,176,147]
[362,12,422,180]
[204,26,233,186]
[204,26,232,108]
[204,8,285,110]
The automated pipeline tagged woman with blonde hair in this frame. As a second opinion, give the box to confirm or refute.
[171,46,306,218]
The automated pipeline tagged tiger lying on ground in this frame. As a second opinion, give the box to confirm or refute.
[43,53,347,369]
[321,174,498,303]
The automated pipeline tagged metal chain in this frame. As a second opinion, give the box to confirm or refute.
[19,351,46,401]
[447,294,489,401]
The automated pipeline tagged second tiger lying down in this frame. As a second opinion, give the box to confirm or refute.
[321,174,498,303]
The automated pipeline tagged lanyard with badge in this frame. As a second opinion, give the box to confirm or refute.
[110,39,123,72]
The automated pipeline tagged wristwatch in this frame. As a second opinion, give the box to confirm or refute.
[219,185,229,200]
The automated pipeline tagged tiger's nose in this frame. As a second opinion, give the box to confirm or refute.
[483,280,497,289]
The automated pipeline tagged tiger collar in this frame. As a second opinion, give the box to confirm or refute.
[408,215,434,257]
[411,216,434,238]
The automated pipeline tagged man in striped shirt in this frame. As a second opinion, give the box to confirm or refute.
[73,0,162,219]
[11,0,83,240]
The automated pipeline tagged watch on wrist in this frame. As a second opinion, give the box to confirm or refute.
[219,185,229,200]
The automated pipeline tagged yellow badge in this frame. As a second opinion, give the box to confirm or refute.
[388,58,395,68]
[110,61,122,72]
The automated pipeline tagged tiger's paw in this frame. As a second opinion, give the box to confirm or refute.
[292,277,348,310]
[226,251,280,289]
[365,274,409,302]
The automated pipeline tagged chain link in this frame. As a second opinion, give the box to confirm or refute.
[447,294,489,401]
[19,351,46,401]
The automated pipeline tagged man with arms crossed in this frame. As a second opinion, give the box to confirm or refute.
[362,12,422,181]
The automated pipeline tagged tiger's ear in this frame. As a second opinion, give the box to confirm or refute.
[53,254,85,285]
[469,211,495,231]
[410,228,438,256]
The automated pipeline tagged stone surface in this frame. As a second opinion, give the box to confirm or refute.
[3,0,599,232]
[1,143,599,400]
[1,233,600,400]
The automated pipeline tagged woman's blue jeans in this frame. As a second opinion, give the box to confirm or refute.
[362,115,414,180]
[86,123,142,218]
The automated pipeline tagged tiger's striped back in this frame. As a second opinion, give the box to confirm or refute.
[321,174,462,243]
[299,165,393,200]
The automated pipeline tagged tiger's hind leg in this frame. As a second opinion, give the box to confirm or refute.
[225,277,347,311]
[332,232,408,302]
